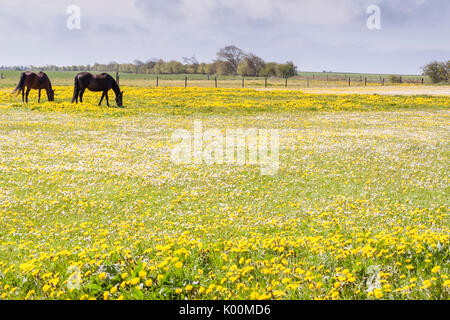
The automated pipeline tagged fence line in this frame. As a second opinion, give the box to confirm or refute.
[0,71,427,89]
[127,72,427,88]
[137,75,428,88]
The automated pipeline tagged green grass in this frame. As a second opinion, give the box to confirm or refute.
[0,87,448,300]
[0,70,430,89]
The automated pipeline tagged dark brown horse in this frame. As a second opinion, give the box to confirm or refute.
[12,71,55,103]
[72,72,123,107]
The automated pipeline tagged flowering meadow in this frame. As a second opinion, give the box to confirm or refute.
[0,86,448,300]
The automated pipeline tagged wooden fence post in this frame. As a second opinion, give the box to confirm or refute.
[215,77,217,88]
[265,77,267,88]
[306,78,309,88]
[365,77,367,86]
[348,77,351,87]
[156,76,159,87]
[285,77,288,88]
[242,77,244,88]
[382,78,384,86]
[185,76,187,88]
[421,78,424,85]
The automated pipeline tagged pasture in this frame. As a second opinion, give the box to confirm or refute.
[0,70,433,90]
[0,76,448,300]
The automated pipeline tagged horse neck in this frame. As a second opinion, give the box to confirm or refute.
[46,81,53,92]
[111,79,121,97]
[44,79,53,97]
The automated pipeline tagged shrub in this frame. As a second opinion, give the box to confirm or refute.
[237,54,266,77]
[262,63,279,77]
[422,61,449,83]
[389,75,402,83]
[278,61,297,78]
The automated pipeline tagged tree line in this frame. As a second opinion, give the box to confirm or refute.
[0,46,298,78]
[422,60,450,83]
[2,46,446,82]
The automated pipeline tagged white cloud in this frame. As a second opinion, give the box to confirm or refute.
[137,0,366,25]
[0,0,448,73]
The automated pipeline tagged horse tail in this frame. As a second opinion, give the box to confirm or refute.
[12,72,26,95]
[71,76,79,103]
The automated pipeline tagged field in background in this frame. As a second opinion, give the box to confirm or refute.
[0,83,448,300]
[0,70,435,90]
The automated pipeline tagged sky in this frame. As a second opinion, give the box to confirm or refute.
[0,0,449,74]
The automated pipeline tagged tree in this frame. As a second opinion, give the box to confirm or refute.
[205,63,217,75]
[278,61,297,78]
[183,55,199,74]
[198,63,208,74]
[145,59,157,73]
[214,60,234,76]
[262,62,279,77]
[422,61,449,83]
[216,45,245,74]
[161,61,184,74]
[13,46,303,78]
[151,59,165,74]
[237,61,250,76]
[237,53,265,77]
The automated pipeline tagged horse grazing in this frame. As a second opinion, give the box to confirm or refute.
[12,71,55,103]
[71,72,123,107]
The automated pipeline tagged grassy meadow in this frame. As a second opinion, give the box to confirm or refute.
[0,70,430,89]
[0,76,448,300]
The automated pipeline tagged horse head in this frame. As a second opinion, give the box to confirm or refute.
[48,89,56,102]
[116,90,124,107]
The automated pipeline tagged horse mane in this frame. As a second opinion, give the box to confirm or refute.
[110,76,121,96]
[40,72,53,90]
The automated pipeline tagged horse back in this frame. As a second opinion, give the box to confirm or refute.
[77,72,113,91]
[23,71,48,89]
[37,72,51,84]
[75,72,94,88]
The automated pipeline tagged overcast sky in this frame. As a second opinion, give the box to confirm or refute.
[0,0,449,74]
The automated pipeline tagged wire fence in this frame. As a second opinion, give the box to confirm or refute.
[0,71,428,89]
[113,72,427,89]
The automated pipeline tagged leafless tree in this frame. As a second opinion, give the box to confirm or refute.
[216,45,245,74]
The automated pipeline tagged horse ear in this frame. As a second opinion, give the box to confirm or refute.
[121,91,124,94]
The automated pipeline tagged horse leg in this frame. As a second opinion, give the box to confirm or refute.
[72,86,79,103]
[38,89,41,103]
[98,91,105,106]
[25,87,31,103]
[79,88,85,103]
[74,90,79,103]
[105,91,110,107]
[21,88,25,103]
